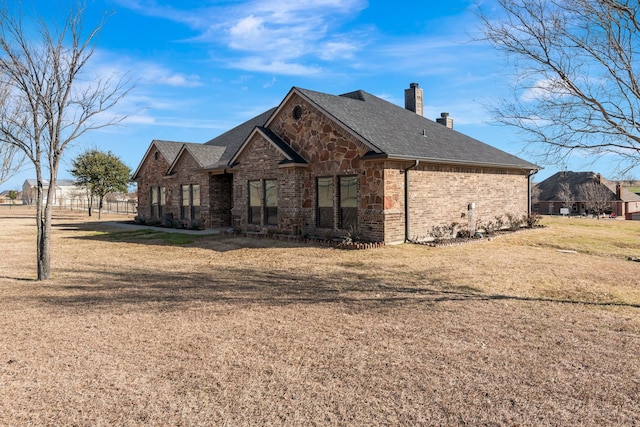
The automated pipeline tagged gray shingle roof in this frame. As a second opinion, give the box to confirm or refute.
[294,87,538,169]
[180,143,227,168]
[537,171,640,202]
[204,108,277,169]
[152,140,186,163]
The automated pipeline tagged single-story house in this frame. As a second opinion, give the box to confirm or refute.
[533,171,640,216]
[22,179,77,206]
[133,83,539,244]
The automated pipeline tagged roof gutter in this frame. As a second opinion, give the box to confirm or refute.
[362,152,538,171]
[404,160,420,242]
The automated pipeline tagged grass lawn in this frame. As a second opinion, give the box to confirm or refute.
[1,206,639,425]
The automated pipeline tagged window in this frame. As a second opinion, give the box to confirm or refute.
[158,186,166,218]
[264,180,278,226]
[317,177,334,228]
[181,184,190,220]
[248,181,261,224]
[181,184,200,221]
[339,176,357,230]
[150,186,158,218]
[191,184,200,221]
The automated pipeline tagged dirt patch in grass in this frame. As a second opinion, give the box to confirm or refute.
[1,206,639,425]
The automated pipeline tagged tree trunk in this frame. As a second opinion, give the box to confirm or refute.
[35,175,52,280]
[98,196,103,220]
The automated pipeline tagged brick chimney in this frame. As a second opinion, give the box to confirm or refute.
[436,112,453,129]
[404,83,423,116]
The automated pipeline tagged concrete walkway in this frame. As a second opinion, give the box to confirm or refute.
[103,221,230,235]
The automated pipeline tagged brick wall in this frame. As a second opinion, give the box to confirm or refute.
[170,151,210,228]
[135,146,211,228]
[231,136,286,231]
[135,146,172,220]
[209,173,233,227]
[406,165,529,241]
[231,94,530,243]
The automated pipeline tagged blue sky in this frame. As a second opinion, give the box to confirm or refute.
[1,0,630,190]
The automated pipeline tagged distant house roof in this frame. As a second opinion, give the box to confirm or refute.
[23,179,76,188]
[536,171,640,202]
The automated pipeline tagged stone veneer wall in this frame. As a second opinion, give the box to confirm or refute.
[263,94,383,241]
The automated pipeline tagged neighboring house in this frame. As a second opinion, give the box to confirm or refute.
[22,179,77,206]
[0,190,21,204]
[133,83,539,244]
[533,171,640,216]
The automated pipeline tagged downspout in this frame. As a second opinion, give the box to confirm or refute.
[404,160,420,242]
[527,169,539,217]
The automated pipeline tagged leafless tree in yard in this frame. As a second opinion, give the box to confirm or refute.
[0,3,132,280]
[477,0,640,173]
[579,180,613,217]
[557,181,574,210]
[0,82,25,186]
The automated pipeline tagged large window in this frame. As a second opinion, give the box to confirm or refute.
[264,179,278,226]
[181,184,200,221]
[191,184,201,221]
[339,176,357,230]
[181,184,190,220]
[248,180,278,225]
[158,186,166,218]
[150,186,158,218]
[248,181,261,224]
[317,177,334,228]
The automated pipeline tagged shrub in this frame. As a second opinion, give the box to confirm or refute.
[527,212,542,228]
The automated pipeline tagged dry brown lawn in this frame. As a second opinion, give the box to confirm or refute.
[1,205,639,426]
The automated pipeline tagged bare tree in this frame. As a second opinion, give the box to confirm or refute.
[0,4,131,280]
[579,180,613,217]
[0,140,24,186]
[557,181,574,210]
[477,0,640,172]
[0,82,25,185]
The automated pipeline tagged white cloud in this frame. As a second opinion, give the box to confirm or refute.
[230,58,323,76]
[116,0,368,74]
[320,40,359,60]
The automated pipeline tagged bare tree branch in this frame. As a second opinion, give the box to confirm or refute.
[477,0,640,173]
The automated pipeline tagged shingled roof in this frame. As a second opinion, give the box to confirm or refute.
[136,85,537,177]
[167,143,227,174]
[282,87,537,169]
[536,171,640,202]
[203,108,277,169]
